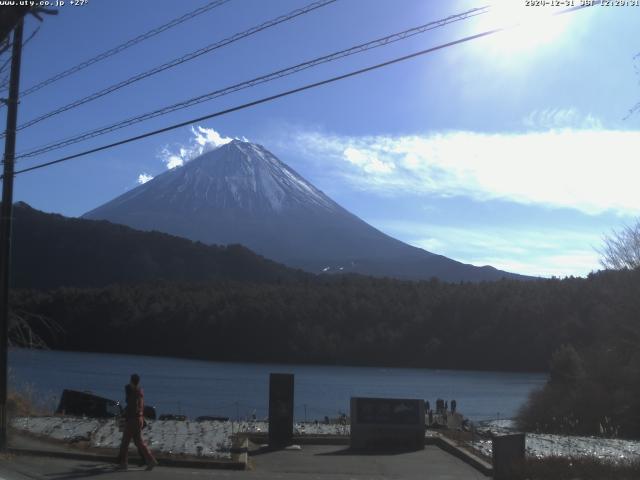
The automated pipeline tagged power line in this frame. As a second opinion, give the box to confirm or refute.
[6,2,597,178]
[5,28,543,176]
[0,25,40,91]
[0,25,39,75]
[3,0,232,98]
[4,0,337,137]
[14,6,489,161]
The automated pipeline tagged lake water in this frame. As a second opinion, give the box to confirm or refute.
[9,348,546,422]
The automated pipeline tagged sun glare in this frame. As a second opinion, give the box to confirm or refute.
[477,0,572,54]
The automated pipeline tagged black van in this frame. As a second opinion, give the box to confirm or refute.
[56,389,157,419]
[56,389,121,418]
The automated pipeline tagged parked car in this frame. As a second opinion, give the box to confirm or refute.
[143,405,157,420]
[56,389,157,420]
[196,415,229,422]
[56,389,121,418]
[159,414,187,421]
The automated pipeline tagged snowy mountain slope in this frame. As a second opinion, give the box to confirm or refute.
[83,140,528,282]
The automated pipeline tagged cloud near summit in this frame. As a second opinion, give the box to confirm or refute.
[137,173,153,185]
[292,125,640,217]
[157,126,239,170]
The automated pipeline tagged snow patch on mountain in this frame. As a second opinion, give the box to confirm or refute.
[230,141,336,212]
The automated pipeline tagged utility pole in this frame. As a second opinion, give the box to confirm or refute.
[0,17,24,450]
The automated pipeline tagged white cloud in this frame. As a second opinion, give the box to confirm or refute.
[293,127,640,216]
[380,220,601,277]
[523,108,603,130]
[137,173,153,184]
[192,126,234,151]
[159,146,184,170]
[158,126,238,170]
[343,147,395,174]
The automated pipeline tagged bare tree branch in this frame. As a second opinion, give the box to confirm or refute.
[598,219,640,270]
[0,38,10,56]
[8,310,63,349]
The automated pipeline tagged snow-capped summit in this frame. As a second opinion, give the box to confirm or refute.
[177,139,338,213]
[83,140,525,281]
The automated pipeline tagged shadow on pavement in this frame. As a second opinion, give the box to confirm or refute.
[315,447,421,456]
[249,443,421,457]
[43,463,119,479]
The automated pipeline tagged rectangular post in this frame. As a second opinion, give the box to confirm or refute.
[268,373,294,447]
[492,433,526,480]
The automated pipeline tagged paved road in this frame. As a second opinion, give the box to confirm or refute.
[0,445,487,480]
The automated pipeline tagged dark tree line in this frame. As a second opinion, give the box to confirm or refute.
[517,338,640,438]
[10,268,640,376]
[514,221,640,438]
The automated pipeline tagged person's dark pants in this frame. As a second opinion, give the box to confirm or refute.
[118,417,156,466]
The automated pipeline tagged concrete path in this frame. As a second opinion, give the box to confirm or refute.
[0,444,487,480]
[251,444,487,479]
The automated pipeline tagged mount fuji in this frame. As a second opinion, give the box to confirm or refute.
[83,140,526,281]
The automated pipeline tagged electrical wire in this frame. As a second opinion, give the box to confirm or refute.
[14,6,489,160]
[4,0,337,137]
[0,26,39,74]
[7,28,524,176]
[3,0,232,98]
[5,2,597,177]
[0,25,39,92]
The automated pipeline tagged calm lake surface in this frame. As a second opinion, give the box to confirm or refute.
[9,348,546,422]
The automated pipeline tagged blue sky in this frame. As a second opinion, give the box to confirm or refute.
[6,0,640,277]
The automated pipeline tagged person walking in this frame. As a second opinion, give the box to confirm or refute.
[118,373,158,470]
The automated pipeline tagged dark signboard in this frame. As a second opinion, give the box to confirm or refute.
[268,373,294,447]
[355,398,421,425]
[350,397,425,451]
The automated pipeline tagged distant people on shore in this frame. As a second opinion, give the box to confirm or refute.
[339,413,348,425]
[118,373,158,471]
[425,398,459,427]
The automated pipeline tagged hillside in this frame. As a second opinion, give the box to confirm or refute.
[10,202,308,289]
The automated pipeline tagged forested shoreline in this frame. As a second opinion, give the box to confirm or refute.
[9,203,640,436]
[11,268,640,373]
